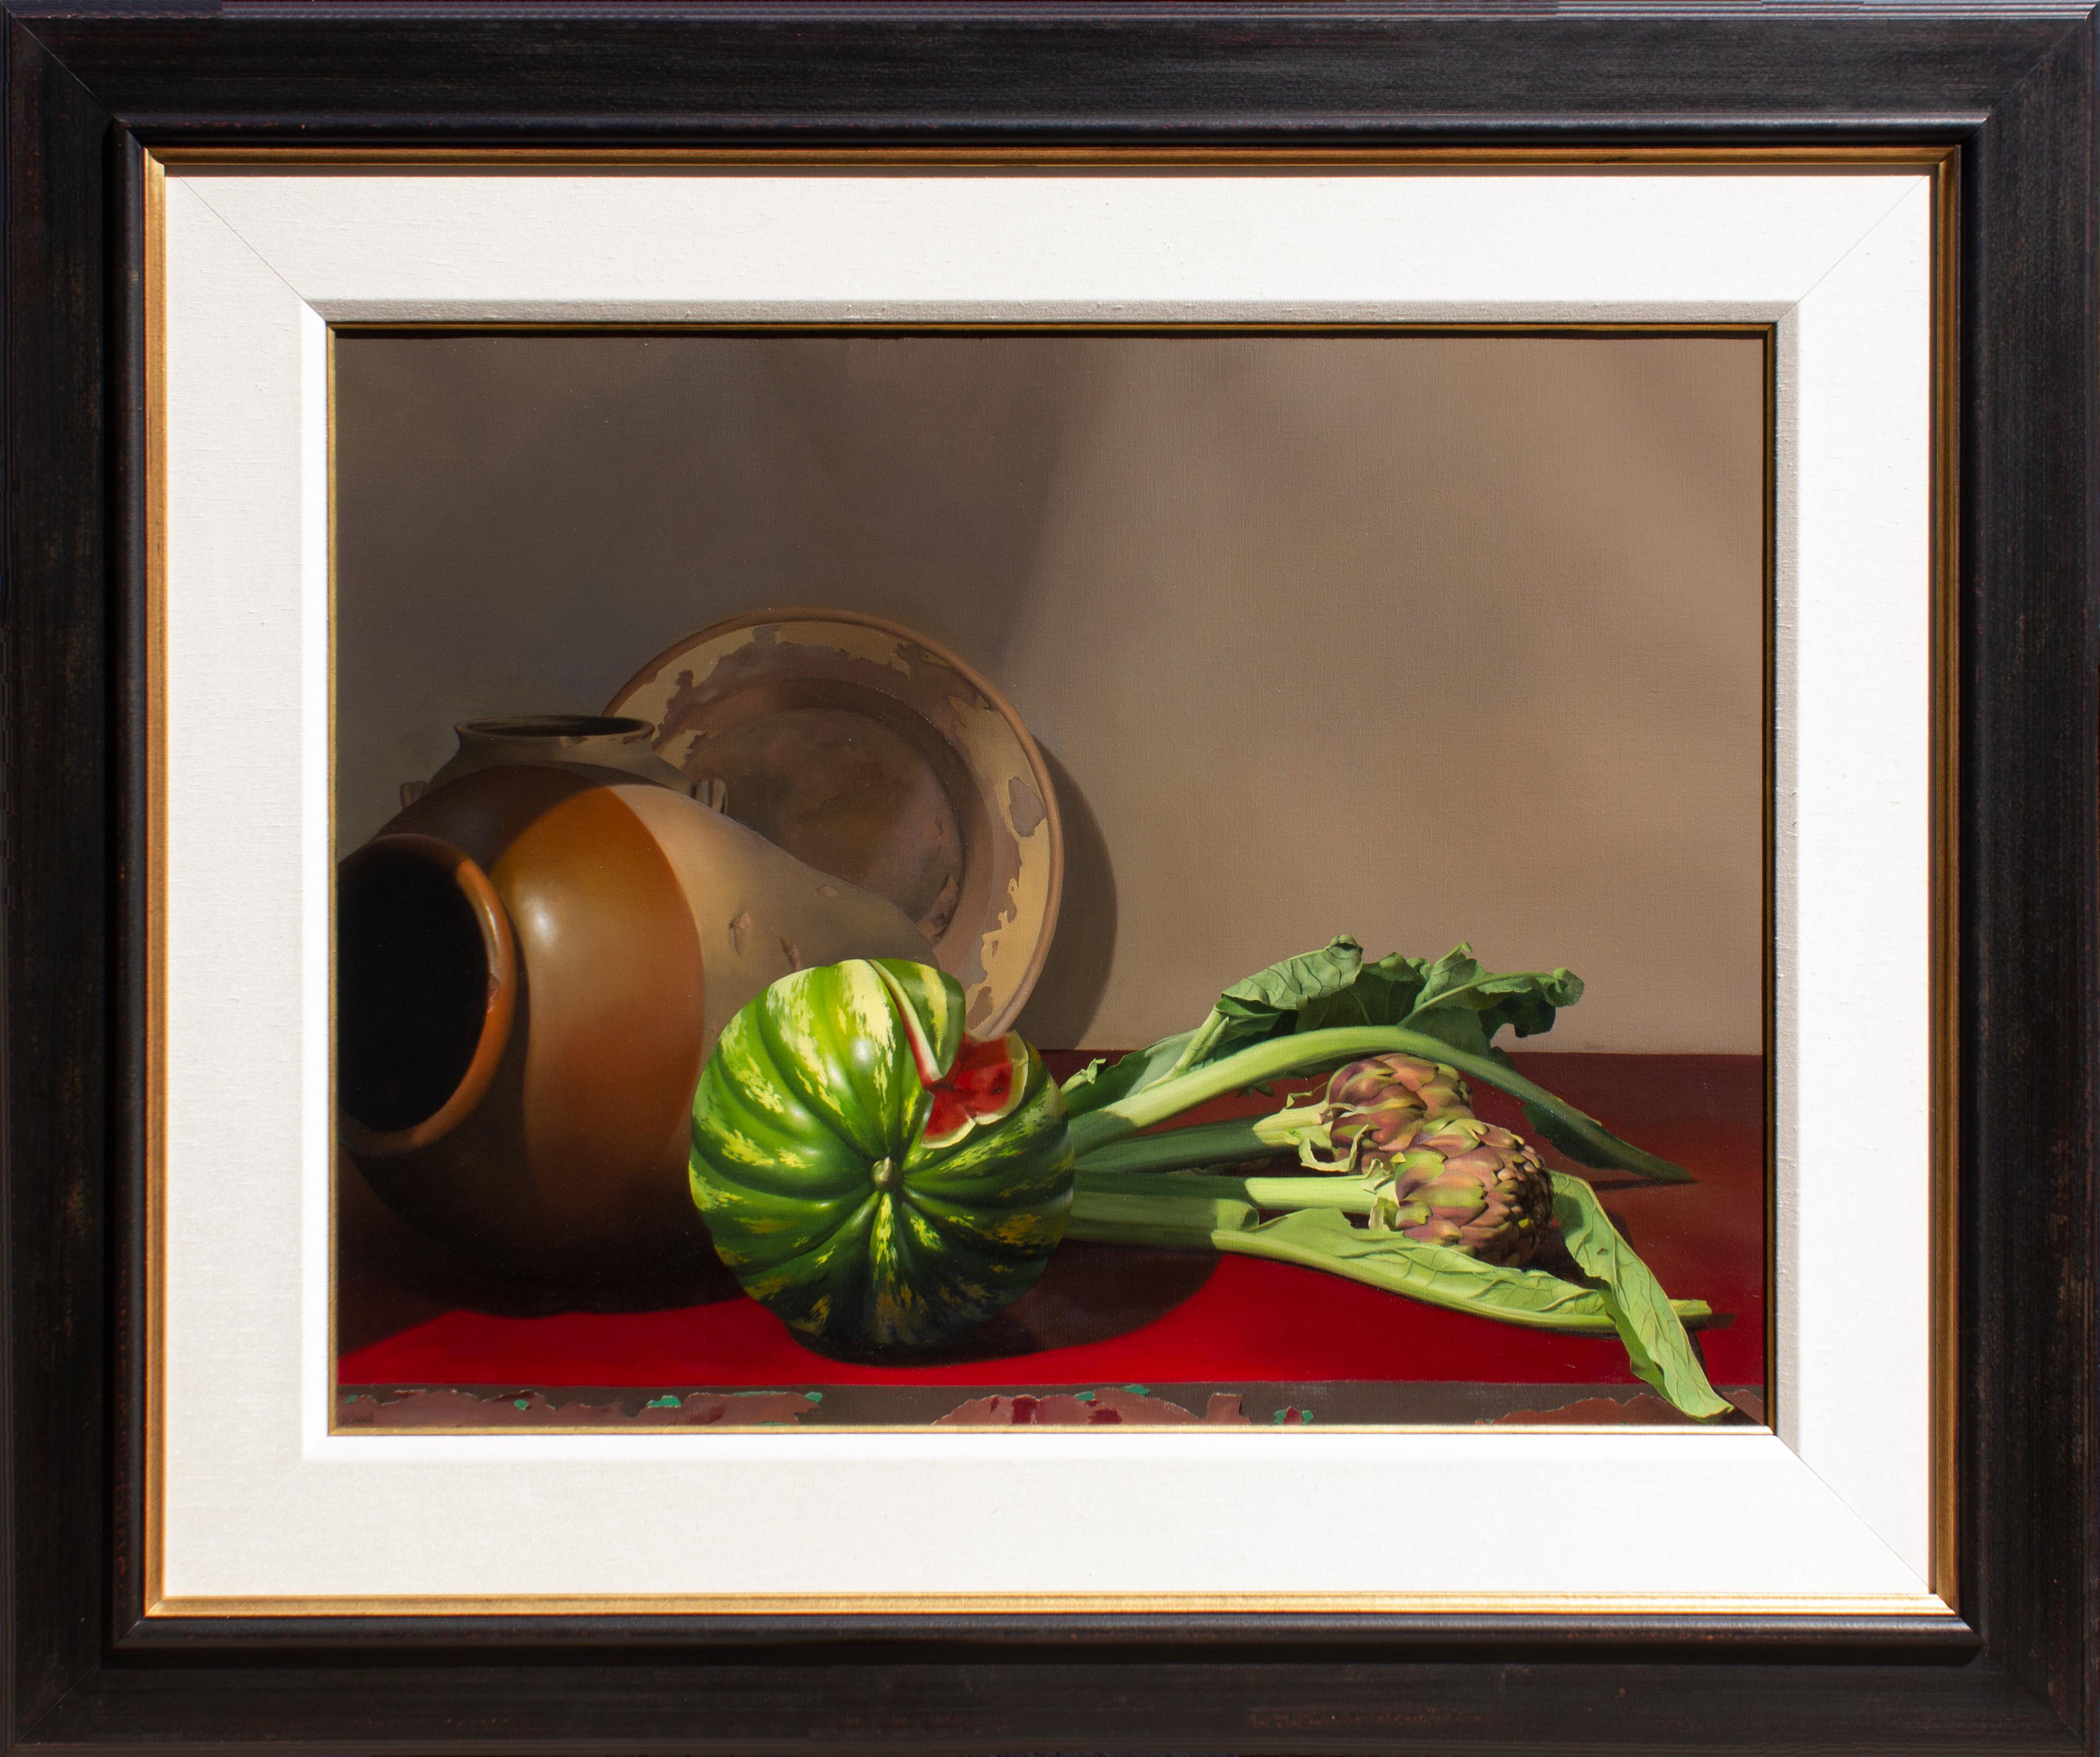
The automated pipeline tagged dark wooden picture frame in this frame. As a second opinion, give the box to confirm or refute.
[4,6,2094,1751]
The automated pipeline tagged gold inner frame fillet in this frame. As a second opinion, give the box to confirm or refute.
[139,143,1959,1620]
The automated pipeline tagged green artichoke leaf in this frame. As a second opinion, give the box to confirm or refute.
[1060,1031,1197,1117]
[1165,934,1369,1076]
[1548,1171,1733,1420]
[1067,936,1587,1103]
[1061,937,1370,1113]
[1170,936,1585,1078]
[1295,949,1432,1034]
[1221,1204,1733,1421]
[1212,1204,1686,1337]
[1399,943,1583,1057]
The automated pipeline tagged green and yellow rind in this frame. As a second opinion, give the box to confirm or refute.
[690,960,1074,1352]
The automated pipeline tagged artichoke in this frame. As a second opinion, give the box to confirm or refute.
[1361,1112,1553,1266]
[1309,1053,1550,1267]
[1319,1052,1473,1154]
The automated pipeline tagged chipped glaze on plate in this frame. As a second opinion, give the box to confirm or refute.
[607,610,1063,1037]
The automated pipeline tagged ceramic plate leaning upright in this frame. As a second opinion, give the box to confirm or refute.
[607,609,1063,1038]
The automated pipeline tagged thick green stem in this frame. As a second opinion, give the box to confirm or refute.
[1074,1165,1371,1215]
[1072,1108,1324,1176]
[1067,1169,1255,1249]
[1066,1028,1410,1156]
[1068,1166,1371,1247]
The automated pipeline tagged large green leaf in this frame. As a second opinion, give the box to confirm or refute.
[1295,949,1431,1034]
[1548,1172,1731,1419]
[1059,1031,1195,1118]
[1066,935,1587,1097]
[1402,944,1583,1058]
[1211,1205,1665,1338]
[1061,938,1371,1115]
[1162,935,1368,1076]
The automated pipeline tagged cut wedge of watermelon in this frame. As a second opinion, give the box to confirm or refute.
[920,1031,1029,1148]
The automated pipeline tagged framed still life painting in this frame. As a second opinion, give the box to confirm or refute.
[4,7,2096,1755]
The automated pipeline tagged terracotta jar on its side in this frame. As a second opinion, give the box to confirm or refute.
[337,718,931,1281]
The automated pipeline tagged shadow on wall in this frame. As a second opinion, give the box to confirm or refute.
[1013,745,1117,1052]
[332,333,1092,850]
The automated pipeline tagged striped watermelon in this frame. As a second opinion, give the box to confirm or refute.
[687,959,1073,1353]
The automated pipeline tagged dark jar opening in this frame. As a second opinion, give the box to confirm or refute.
[456,714,653,743]
[337,833,517,1154]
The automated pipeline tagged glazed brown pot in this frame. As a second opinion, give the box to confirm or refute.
[337,724,932,1281]
[424,713,697,797]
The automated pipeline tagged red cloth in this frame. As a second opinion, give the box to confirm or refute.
[338,1052,1764,1389]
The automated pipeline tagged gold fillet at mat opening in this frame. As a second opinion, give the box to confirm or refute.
[334,322,1779,337]
[331,1420,1775,1438]
[321,317,1779,1446]
[318,311,1783,1439]
[138,142,1960,1623]
[146,1591,1963,1621]
[318,312,1781,1451]
[1927,141,1963,1620]
[141,147,170,1625]
[153,145,1958,171]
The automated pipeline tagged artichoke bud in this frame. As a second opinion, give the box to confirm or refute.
[1325,1053,1474,1128]
[1306,1054,1476,1171]
[1362,1113,1554,1268]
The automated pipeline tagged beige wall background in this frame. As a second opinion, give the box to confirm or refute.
[335,332,1766,1052]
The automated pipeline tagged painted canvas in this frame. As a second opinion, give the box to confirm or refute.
[331,329,1769,1430]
